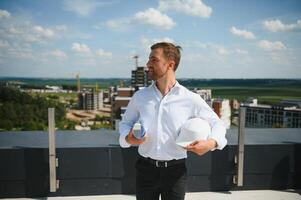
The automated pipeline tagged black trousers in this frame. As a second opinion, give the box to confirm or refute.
[135,157,187,200]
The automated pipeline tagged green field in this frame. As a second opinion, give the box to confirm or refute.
[203,86,301,104]
[2,78,301,105]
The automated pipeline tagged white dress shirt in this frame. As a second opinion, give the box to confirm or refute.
[119,81,227,161]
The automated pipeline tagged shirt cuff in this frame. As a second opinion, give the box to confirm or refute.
[208,135,227,151]
[119,133,131,148]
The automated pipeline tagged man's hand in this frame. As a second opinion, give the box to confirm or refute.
[125,128,147,145]
[185,139,217,156]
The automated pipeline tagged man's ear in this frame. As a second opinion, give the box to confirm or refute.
[168,60,176,71]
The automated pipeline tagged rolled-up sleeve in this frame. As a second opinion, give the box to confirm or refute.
[195,97,227,150]
[119,94,140,148]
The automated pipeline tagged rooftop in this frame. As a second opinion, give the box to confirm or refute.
[1,128,301,149]
[4,190,301,200]
[1,128,300,198]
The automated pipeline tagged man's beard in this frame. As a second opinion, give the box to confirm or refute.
[148,68,168,81]
[147,70,156,80]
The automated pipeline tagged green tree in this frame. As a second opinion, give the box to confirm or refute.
[0,86,68,131]
[22,120,37,131]
[0,119,13,130]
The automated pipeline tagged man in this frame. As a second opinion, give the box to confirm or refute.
[119,42,227,200]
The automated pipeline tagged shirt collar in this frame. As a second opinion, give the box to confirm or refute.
[151,80,180,88]
[151,80,181,97]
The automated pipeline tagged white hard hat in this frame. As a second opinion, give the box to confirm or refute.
[176,118,211,147]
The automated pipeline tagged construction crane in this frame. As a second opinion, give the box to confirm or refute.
[133,55,139,68]
[119,80,124,87]
[76,72,80,93]
[95,82,100,92]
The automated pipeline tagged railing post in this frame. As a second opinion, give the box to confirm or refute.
[237,106,246,186]
[234,106,246,186]
[48,108,59,192]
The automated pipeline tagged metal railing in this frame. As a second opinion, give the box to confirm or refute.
[233,106,246,186]
[48,108,59,192]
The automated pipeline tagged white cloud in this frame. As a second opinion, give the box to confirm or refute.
[63,0,112,17]
[258,40,286,51]
[230,26,256,40]
[0,9,11,19]
[54,25,68,31]
[23,34,41,43]
[4,26,40,43]
[8,27,22,34]
[105,9,175,31]
[50,49,67,59]
[139,37,152,52]
[217,47,229,55]
[71,42,91,53]
[0,40,10,48]
[2,24,67,44]
[263,19,301,32]
[93,25,102,30]
[96,49,112,58]
[235,49,248,55]
[187,41,226,53]
[158,0,212,18]
[133,8,176,30]
[191,45,246,67]
[104,19,130,31]
[105,20,120,29]
[33,26,55,39]
[189,41,249,58]
[6,44,34,59]
[140,36,175,52]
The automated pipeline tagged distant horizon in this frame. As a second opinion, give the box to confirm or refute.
[1,76,301,80]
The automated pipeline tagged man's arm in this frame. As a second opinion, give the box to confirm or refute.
[119,94,145,148]
[186,95,227,155]
[185,138,217,156]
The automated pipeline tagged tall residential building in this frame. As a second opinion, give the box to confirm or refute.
[212,99,231,129]
[117,87,135,97]
[78,91,103,111]
[131,66,151,89]
[193,89,212,106]
[110,87,135,129]
[241,103,301,128]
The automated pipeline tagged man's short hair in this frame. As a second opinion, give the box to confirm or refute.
[151,42,182,71]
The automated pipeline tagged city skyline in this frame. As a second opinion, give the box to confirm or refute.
[0,0,301,78]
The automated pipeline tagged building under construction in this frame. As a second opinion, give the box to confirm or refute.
[76,73,103,111]
[78,92,103,111]
[131,55,151,89]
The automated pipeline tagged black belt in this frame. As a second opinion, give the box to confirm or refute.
[140,156,186,168]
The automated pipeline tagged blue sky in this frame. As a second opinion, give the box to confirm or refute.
[0,0,300,78]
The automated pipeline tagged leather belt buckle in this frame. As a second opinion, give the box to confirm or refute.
[155,160,168,168]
